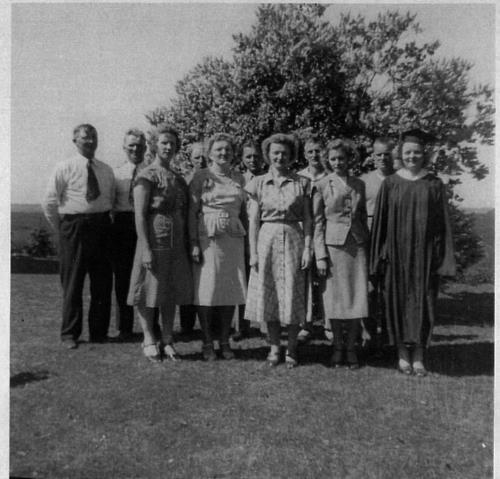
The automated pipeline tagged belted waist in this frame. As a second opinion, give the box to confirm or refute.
[261,219,301,224]
[203,210,238,219]
[199,209,245,237]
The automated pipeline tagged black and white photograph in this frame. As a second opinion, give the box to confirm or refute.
[7,2,495,478]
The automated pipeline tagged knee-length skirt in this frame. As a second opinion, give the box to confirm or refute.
[127,246,193,308]
[245,222,306,325]
[321,234,368,320]
[193,234,246,306]
[127,212,193,308]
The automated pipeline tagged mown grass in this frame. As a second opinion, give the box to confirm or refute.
[10,275,493,478]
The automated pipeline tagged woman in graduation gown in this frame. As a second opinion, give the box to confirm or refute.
[369,129,456,376]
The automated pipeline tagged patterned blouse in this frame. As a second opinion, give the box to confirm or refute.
[245,171,311,222]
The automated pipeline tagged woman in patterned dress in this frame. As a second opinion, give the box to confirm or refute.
[313,139,370,369]
[370,129,456,376]
[245,133,312,368]
[127,124,193,362]
[189,133,247,361]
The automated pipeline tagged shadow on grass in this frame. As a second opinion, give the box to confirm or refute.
[362,342,493,377]
[10,370,50,388]
[437,291,493,326]
[428,342,493,377]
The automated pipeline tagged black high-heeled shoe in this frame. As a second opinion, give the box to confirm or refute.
[220,343,235,360]
[202,344,217,362]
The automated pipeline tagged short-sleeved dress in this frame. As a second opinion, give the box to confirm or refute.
[244,171,310,325]
[189,168,247,306]
[127,164,193,307]
[369,171,456,346]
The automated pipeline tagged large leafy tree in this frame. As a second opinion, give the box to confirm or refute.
[146,4,493,272]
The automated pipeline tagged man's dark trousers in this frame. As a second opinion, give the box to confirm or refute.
[59,212,112,341]
[111,212,136,335]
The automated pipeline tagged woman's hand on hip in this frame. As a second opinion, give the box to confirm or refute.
[316,258,328,276]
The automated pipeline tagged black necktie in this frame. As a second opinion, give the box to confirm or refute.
[129,165,138,206]
[86,160,101,202]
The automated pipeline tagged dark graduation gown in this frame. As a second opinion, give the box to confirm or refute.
[369,172,456,347]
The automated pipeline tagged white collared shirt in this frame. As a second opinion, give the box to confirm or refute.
[113,160,141,212]
[42,152,115,229]
[297,166,328,184]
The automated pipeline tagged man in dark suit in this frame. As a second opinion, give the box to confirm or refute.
[42,124,115,349]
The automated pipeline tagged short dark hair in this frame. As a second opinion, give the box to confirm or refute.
[73,123,97,140]
[241,140,261,157]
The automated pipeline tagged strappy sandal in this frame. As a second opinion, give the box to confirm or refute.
[142,343,162,363]
[163,343,180,362]
[397,360,412,376]
[266,348,280,367]
[412,363,427,377]
[220,343,235,360]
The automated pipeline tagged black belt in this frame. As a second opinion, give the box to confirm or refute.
[62,211,111,222]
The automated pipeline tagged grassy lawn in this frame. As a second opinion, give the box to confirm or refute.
[10,275,493,478]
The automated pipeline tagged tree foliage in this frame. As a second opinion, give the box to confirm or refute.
[146,4,493,272]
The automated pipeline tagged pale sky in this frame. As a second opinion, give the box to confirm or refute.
[11,2,496,208]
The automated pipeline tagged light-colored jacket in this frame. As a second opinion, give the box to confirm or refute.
[313,173,369,259]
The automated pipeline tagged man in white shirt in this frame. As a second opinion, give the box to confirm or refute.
[111,128,147,341]
[42,124,115,349]
[360,137,395,230]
